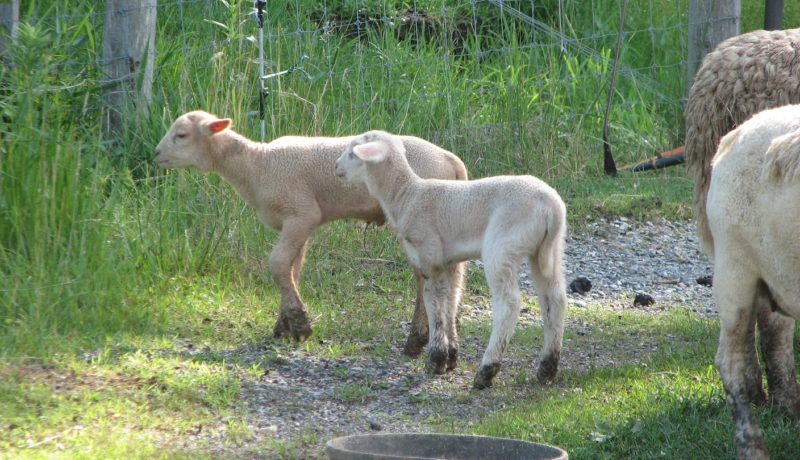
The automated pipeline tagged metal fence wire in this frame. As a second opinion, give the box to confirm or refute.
[11,1,748,167]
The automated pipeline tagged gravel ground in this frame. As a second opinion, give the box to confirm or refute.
[196,218,716,458]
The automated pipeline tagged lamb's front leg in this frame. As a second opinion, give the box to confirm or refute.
[423,269,452,375]
[269,220,317,341]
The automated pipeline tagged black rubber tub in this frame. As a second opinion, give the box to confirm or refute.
[325,433,568,460]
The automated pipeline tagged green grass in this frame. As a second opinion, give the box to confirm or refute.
[462,308,800,459]
[1,0,799,458]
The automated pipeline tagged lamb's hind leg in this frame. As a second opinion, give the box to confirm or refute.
[270,219,317,341]
[714,267,768,459]
[474,254,522,390]
[756,282,800,419]
[527,255,567,384]
[423,268,453,375]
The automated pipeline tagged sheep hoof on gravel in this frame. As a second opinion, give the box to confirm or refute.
[155,111,467,348]
[335,130,568,389]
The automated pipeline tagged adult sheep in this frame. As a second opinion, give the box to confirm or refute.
[154,111,468,354]
[686,29,800,457]
[704,103,800,459]
[686,28,800,256]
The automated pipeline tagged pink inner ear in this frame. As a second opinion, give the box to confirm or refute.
[353,142,386,162]
[209,119,231,134]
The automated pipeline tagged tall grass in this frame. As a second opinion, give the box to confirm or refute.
[0,0,778,359]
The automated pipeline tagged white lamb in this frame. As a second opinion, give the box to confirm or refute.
[705,103,800,459]
[154,111,467,354]
[335,130,568,389]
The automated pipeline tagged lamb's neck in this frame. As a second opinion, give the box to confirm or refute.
[366,161,419,227]
[210,131,267,205]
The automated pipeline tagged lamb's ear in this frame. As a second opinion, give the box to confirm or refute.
[204,118,232,135]
[352,141,388,163]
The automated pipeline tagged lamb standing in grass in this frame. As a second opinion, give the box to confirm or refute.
[335,130,567,389]
[154,111,467,352]
[704,104,800,459]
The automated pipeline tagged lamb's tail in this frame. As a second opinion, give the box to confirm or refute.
[535,199,567,282]
[449,154,468,181]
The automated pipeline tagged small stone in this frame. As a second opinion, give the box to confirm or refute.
[569,277,592,294]
[633,293,655,307]
[368,420,383,431]
[696,275,713,287]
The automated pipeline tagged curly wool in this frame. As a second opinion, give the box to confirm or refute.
[685,28,800,254]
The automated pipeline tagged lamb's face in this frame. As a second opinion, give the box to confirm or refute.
[334,140,369,184]
[335,131,394,183]
[155,111,230,172]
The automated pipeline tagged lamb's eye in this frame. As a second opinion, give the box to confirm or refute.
[175,133,187,139]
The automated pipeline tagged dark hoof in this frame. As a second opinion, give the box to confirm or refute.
[273,313,313,342]
[272,314,291,338]
[402,331,428,358]
[446,347,459,371]
[473,363,501,390]
[537,353,560,384]
[426,349,448,375]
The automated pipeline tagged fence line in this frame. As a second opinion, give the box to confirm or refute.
[7,0,721,155]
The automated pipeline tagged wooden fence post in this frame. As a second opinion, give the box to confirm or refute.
[764,0,784,30]
[0,0,20,66]
[687,0,741,94]
[102,0,157,137]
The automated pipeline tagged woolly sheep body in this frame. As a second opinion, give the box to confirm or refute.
[706,104,800,460]
[686,30,800,459]
[155,111,467,353]
[686,28,800,254]
[335,130,567,389]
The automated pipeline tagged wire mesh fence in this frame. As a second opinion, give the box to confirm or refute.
[6,0,738,172]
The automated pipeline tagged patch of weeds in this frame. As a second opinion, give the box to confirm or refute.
[224,416,255,446]
[244,362,267,380]
[265,351,290,366]
[332,381,375,403]
[266,429,321,459]
[512,370,531,386]
[305,339,361,359]
[409,391,432,404]
[333,367,351,379]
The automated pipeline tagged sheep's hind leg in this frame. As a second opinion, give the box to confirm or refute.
[402,268,429,358]
[528,255,567,384]
[715,269,768,459]
[423,269,452,375]
[474,257,522,390]
[270,221,316,341]
[756,284,800,419]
